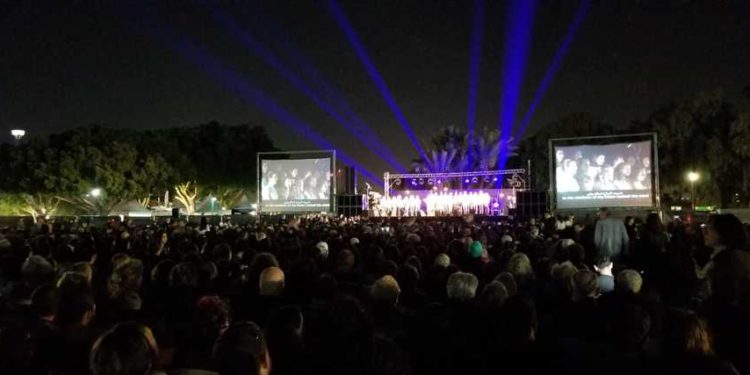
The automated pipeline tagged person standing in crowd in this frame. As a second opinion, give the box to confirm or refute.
[595,207,630,261]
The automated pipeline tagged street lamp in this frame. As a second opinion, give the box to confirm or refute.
[90,188,102,198]
[687,172,700,211]
[10,129,26,144]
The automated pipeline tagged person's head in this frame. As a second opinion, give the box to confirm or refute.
[259,267,285,296]
[469,241,484,258]
[197,295,231,338]
[337,249,356,271]
[109,258,144,299]
[268,172,278,185]
[169,262,199,289]
[370,275,401,307]
[506,253,534,282]
[90,322,159,375]
[22,255,55,289]
[642,157,650,168]
[31,284,59,321]
[664,310,714,357]
[704,214,747,250]
[598,207,610,220]
[645,213,663,233]
[571,270,599,300]
[213,321,271,375]
[616,269,643,294]
[595,154,606,166]
[56,283,95,327]
[315,241,329,259]
[636,168,649,183]
[555,149,565,163]
[291,168,298,177]
[594,258,613,276]
[615,163,631,179]
[566,244,586,265]
[551,261,578,295]
[478,281,508,309]
[563,159,578,175]
[72,262,93,284]
[495,272,518,296]
[446,272,479,301]
[604,166,615,181]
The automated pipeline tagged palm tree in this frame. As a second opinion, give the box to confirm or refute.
[469,128,517,171]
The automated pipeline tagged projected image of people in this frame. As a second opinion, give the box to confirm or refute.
[554,141,653,209]
[261,158,331,212]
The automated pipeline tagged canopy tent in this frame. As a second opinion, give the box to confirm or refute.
[111,200,151,218]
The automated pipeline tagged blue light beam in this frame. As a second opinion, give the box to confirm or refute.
[466,0,486,154]
[497,0,537,170]
[137,14,383,185]
[513,0,591,140]
[326,0,429,164]
[206,4,407,173]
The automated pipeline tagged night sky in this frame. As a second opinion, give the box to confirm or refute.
[2,0,749,177]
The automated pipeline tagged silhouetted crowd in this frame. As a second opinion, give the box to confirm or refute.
[1,210,750,374]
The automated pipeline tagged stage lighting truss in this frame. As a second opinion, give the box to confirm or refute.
[383,169,527,198]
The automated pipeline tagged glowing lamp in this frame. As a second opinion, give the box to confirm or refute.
[687,172,700,182]
[11,129,26,138]
[90,188,102,197]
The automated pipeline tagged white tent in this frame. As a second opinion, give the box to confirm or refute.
[112,200,151,218]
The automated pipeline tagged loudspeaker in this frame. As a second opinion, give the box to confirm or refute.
[344,166,357,194]
[516,191,548,218]
[336,194,364,216]
[172,208,180,218]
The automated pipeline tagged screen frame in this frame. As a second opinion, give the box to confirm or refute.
[257,150,336,214]
[548,133,659,211]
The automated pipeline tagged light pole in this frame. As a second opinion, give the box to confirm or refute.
[687,172,700,212]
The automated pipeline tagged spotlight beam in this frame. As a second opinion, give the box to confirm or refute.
[497,0,536,169]
[206,5,407,173]
[326,0,429,164]
[513,0,591,140]
[137,13,382,185]
[237,9,405,172]
[466,0,486,154]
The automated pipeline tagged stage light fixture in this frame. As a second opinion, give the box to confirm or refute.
[472,177,479,183]
[427,178,434,185]
[419,178,425,185]
[412,179,418,186]
[493,202,500,208]
[493,177,498,182]
[394,179,402,186]
[483,176,491,183]
[443,187,449,192]
[464,179,470,183]
[437,179,442,184]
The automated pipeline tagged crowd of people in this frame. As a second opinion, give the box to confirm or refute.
[1,209,749,374]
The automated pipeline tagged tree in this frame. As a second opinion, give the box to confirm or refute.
[20,194,62,222]
[636,91,750,207]
[175,182,199,215]
[413,126,516,173]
